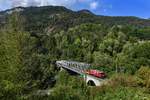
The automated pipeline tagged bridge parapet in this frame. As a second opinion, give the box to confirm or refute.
[56,60,90,74]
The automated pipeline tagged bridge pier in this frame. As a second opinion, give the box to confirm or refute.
[60,67,65,72]
[83,74,106,86]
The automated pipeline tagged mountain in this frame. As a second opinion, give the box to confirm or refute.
[0,6,150,34]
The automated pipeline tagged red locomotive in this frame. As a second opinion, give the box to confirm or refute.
[84,70,106,78]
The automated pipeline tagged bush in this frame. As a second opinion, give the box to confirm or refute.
[108,74,137,87]
[136,66,150,88]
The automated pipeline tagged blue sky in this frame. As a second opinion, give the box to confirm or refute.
[0,0,150,18]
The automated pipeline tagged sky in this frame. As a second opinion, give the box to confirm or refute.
[0,0,150,18]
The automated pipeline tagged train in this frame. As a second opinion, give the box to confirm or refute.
[83,70,106,79]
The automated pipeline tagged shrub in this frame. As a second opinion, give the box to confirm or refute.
[136,66,150,88]
[108,74,137,87]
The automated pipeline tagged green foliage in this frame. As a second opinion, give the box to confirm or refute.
[116,41,150,73]
[93,52,113,72]
[53,23,105,62]
[130,27,150,40]
[90,86,150,100]
[0,12,27,99]
[136,66,150,88]
[50,71,88,100]
[86,74,149,100]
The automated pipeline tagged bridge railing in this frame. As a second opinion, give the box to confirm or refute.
[56,60,90,74]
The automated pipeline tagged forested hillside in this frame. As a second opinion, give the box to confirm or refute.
[0,6,150,100]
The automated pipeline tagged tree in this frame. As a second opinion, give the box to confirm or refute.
[94,26,129,72]
[0,12,28,99]
[116,41,150,74]
[50,70,88,100]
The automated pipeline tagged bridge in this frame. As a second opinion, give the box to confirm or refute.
[56,60,106,86]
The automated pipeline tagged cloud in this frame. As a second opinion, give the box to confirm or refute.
[11,0,28,7]
[0,0,101,11]
[78,0,87,2]
[10,0,78,8]
[90,1,98,10]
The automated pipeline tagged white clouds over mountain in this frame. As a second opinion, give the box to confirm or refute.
[11,0,78,7]
[0,0,100,11]
[10,0,100,9]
